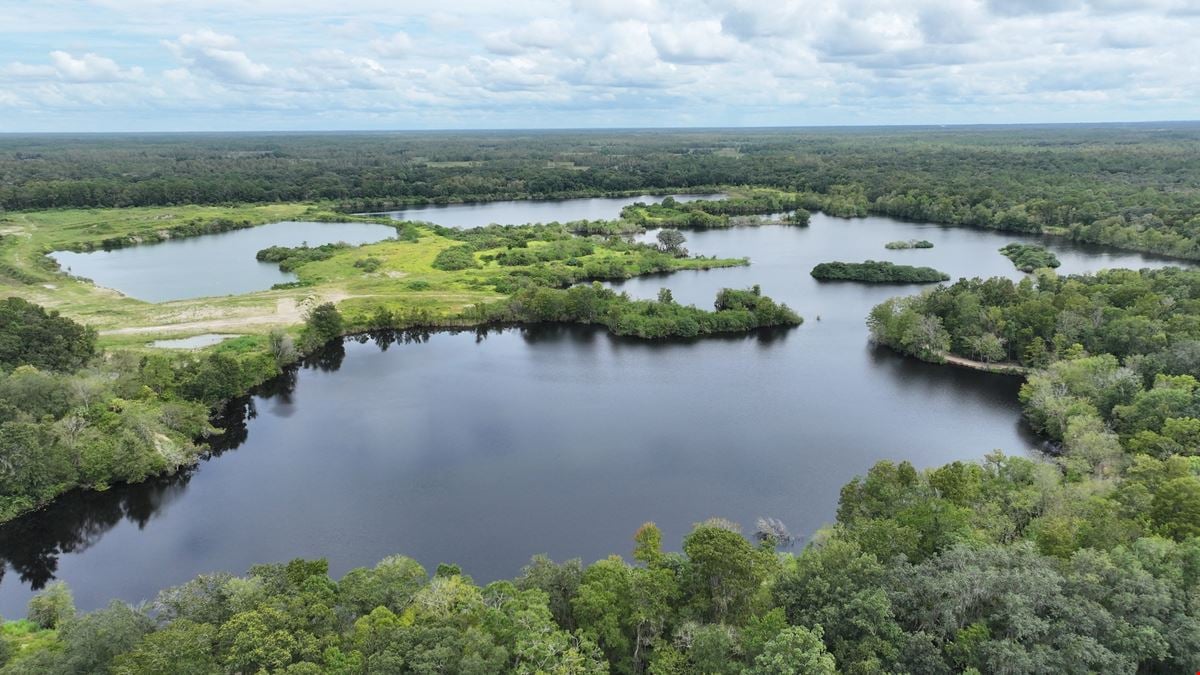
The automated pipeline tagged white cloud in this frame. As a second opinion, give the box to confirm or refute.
[649,20,740,64]
[4,51,142,83]
[49,51,142,82]
[167,30,271,84]
[370,32,413,58]
[0,0,1196,129]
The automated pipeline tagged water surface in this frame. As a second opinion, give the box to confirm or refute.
[372,193,726,228]
[0,213,1185,615]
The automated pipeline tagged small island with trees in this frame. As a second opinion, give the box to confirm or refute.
[810,260,951,283]
[884,239,934,250]
[999,243,1061,272]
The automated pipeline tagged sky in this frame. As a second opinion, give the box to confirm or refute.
[1,0,1198,132]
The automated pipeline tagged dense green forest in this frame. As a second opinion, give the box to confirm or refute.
[3,125,1200,259]
[810,261,950,283]
[869,267,1200,466]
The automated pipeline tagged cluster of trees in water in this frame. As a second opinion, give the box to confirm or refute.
[998,243,1061,272]
[810,261,950,284]
[4,125,1200,260]
[883,240,933,250]
[6,444,1198,673]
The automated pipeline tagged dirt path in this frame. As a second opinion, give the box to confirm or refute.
[941,353,1028,375]
[101,292,355,336]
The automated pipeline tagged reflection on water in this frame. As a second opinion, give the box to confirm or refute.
[0,475,192,593]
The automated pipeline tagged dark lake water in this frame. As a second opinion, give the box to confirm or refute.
[370,193,726,228]
[1,213,1186,615]
[50,221,400,303]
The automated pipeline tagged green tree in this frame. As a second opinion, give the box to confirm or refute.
[55,602,155,674]
[0,297,96,372]
[111,620,219,675]
[656,229,687,256]
[749,626,837,675]
[1151,476,1200,540]
[682,521,770,625]
[27,581,76,629]
[303,302,344,347]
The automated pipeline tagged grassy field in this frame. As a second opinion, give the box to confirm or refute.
[0,202,748,351]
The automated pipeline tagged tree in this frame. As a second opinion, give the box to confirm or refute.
[633,522,664,566]
[27,581,76,629]
[268,329,297,367]
[749,626,837,675]
[338,555,427,617]
[682,522,771,625]
[0,297,96,373]
[111,620,219,675]
[55,602,155,674]
[656,229,687,256]
[303,302,344,347]
[515,555,583,631]
[1151,476,1200,540]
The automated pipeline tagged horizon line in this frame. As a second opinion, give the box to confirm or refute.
[2,119,1200,136]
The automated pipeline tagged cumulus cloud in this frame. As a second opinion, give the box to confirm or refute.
[4,51,142,83]
[49,51,142,82]
[167,30,271,84]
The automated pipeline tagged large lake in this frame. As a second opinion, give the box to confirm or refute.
[0,211,1186,615]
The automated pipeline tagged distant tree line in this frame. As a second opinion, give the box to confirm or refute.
[4,126,1200,259]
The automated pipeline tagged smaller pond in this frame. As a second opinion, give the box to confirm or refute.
[51,221,399,303]
[150,334,240,349]
[369,193,726,228]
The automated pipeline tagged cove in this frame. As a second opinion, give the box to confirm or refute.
[0,213,1187,615]
[50,220,399,303]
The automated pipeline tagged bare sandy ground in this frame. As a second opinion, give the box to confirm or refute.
[101,292,356,336]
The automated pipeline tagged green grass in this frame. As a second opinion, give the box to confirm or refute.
[1,620,60,663]
[0,202,751,351]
